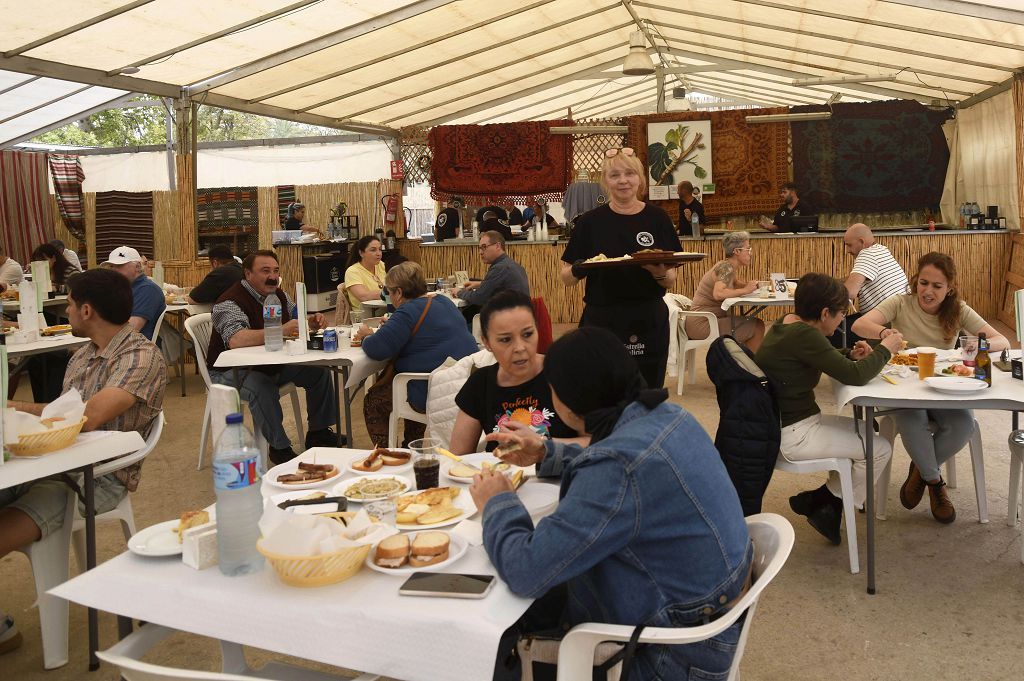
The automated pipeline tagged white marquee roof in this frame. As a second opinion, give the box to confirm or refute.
[1,0,1022,143]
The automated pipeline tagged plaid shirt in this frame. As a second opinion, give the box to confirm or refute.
[63,325,167,491]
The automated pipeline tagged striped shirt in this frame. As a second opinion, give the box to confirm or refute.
[63,325,167,491]
[852,244,909,312]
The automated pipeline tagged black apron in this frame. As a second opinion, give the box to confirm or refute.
[580,298,670,389]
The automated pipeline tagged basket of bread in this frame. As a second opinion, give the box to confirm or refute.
[8,416,88,457]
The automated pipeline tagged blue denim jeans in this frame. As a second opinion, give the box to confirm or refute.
[209,366,337,450]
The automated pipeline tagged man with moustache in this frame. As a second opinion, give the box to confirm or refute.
[206,250,339,464]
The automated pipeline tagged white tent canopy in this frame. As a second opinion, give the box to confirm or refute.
[1,0,1022,139]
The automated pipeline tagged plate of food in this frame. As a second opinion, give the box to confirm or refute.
[347,447,413,475]
[334,474,411,503]
[128,510,213,557]
[395,486,476,530]
[442,452,514,483]
[264,459,342,490]
[923,376,988,394]
[41,324,72,337]
[366,530,468,574]
[941,363,975,377]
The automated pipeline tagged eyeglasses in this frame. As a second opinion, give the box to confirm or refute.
[604,147,635,158]
[478,242,495,250]
[735,247,753,253]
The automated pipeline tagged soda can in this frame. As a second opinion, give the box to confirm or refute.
[322,328,338,353]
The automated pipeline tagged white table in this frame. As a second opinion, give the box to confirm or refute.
[722,290,848,344]
[2,294,69,313]
[215,343,388,447]
[6,334,89,358]
[1,430,146,669]
[832,371,1024,594]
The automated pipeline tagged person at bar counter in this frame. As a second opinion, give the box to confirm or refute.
[759,182,811,232]
[434,202,463,242]
[832,223,909,348]
[756,273,901,544]
[283,202,318,235]
[450,291,579,455]
[455,230,529,327]
[188,244,243,305]
[0,268,167,654]
[206,250,339,465]
[561,147,682,388]
[471,327,751,681]
[481,217,515,243]
[852,251,1008,524]
[676,180,705,236]
[687,231,766,351]
[343,235,386,311]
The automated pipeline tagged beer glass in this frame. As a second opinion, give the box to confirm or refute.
[917,347,937,379]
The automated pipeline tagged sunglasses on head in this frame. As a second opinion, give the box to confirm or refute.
[604,147,636,158]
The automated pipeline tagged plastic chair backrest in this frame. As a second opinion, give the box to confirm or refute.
[335,284,351,327]
[92,412,165,478]
[184,313,214,389]
[150,308,168,345]
[532,297,553,354]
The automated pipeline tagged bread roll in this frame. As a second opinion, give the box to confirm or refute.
[373,534,410,568]
[409,532,450,566]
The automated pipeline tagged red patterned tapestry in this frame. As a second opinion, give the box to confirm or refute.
[0,150,52,264]
[791,100,953,213]
[627,108,790,220]
[95,191,154,261]
[48,154,86,243]
[429,120,572,204]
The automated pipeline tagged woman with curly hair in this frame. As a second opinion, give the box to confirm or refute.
[853,252,1008,524]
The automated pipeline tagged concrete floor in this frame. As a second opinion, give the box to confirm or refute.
[2,328,1023,681]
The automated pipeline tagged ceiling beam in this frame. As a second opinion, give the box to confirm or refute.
[733,0,1024,52]
[299,10,629,113]
[0,84,94,125]
[16,132,376,154]
[686,83,788,107]
[185,0,458,96]
[107,1,322,76]
[471,76,654,125]
[958,77,1014,109]
[3,1,156,57]
[250,0,565,104]
[0,75,40,97]
[1,92,137,149]
[634,1,1017,73]
[684,75,817,105]
[880,0,1024,26]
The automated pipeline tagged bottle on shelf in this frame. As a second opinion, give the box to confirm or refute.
[263,292,283,352]
[691,212,700,235]
[975,332,991,387]
[213,412,265,576]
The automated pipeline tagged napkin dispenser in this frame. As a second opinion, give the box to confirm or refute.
[1011,358,1022,380]
[306,331,324,350]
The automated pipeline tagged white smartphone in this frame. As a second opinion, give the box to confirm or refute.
[398,572,496,599]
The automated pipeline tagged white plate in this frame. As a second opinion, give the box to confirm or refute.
[127,519,185,557]
[924,376,988,394]
[264,451,347,490]
[364,530,468,575]
[395,489,477,530]
[269,490,347,515]
[333,474,412,503]
[517,480,561,518]
[346,449,413,476]
[441,452,514,483]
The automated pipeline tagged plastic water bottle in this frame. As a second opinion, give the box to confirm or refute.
[213,413,265,576]
[263,292,283,351]
[691,212,700,235]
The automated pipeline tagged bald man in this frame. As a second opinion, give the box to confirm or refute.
[833,223,909,347]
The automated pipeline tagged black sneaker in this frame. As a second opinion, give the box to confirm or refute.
[304,428,346,449]
[807,498,843,546]
[269,446,297,466]
[788,490,817,517]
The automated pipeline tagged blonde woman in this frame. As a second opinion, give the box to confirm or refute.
[560,148,682,388]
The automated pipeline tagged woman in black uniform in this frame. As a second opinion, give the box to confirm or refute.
[561,147,681,388]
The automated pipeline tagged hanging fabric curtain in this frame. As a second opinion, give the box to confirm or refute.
[48,154,87,242]
[0,150,53,264]
[94,190,154,262]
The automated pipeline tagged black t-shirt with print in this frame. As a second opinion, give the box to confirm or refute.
[455,364,575,451]
[562,203,681,306]
[435,208,461,240]
[772,199,811,230]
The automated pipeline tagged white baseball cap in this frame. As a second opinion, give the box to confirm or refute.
[105,246,142,265]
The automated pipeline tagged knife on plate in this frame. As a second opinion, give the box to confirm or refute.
[277,496,348,511]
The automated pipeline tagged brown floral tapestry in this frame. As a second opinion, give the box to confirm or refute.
[429,120,572,204]
[627,108,790,219]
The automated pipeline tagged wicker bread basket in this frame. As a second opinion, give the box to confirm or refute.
[8,416,88,457]
[256,512,373,587]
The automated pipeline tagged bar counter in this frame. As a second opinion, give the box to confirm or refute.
[398,230,1011,324]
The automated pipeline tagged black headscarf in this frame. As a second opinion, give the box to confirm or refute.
[544,327,668,443]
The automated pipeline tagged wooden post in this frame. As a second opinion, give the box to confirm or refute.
[172,98,197,263]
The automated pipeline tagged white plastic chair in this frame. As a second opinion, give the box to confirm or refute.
[334,284,351,327]
[1007,431,1023,546]
[471,313,483,346]
[555,513,794,681]
[774,455,863,574]
[151,308,168,345]
[877,417,987,523]
[675,311,720,395]
[185,314,304,469]
[98,622,380,681]
[17,413,164,670]
[388,372,430,448]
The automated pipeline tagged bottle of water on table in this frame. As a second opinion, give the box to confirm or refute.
[213,412,265,576]
[263,292,283,351]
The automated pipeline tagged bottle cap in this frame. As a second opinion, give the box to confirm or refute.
[226,412,244,424]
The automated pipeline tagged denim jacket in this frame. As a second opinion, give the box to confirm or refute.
[483,400,752,680]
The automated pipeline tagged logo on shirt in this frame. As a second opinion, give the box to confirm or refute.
[494,399,554,438]
[636,231,654,247]
[437,214,447,227]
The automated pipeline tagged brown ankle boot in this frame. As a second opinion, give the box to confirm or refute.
[900,462,926,509]
[927,478,956,524]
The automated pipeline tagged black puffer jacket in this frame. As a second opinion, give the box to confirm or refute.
[706,336,781,516]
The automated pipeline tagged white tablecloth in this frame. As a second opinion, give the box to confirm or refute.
[721,294,792,313]
[0,431,145,490]
[832,371,1024,412]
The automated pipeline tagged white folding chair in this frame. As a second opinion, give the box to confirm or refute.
[877,416,987,523]
[1007,431,1023,559]
[17,413,165,670]
[334,284,351,327]
[674,311,720,395]
[555,513,794,681]
[98,622,380,681]
[185,314,304,469]
[151,308,168,345]
[388,372,430,448]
